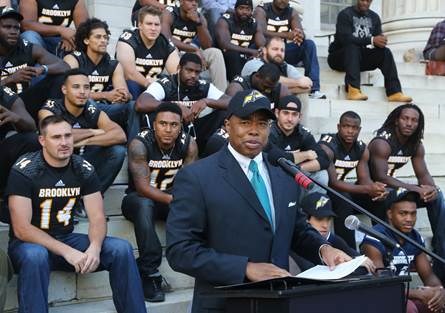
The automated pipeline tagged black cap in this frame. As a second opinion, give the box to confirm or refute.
[235,0,253,8]
[276,95,302,112]
[227,89,275,120]
[387,188,420,208]
[301,192,336,218]
[0,7,23,21]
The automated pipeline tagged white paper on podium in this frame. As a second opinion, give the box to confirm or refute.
[295,255,367,281]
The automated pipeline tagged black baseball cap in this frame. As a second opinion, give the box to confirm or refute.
[301,192,336,218]
[387,188,420,208]
[227,89,275,120]
[0,7,23,21]
[276,95,302,112]
[235,0,253,8]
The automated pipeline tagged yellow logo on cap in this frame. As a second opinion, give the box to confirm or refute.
[397,187,407,196]
[242,90,266,107]
[315,196,329,210]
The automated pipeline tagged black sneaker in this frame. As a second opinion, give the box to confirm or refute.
[142,275,165,302]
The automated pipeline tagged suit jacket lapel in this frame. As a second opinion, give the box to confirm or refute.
[218,148,271,225]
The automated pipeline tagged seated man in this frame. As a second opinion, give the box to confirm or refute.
[136,53,229,153]
[242,36,312,95]
[0,7,68,119]
[161,0,228,91]
[361,189,445,313]
[215,0,265,81]
[327,0,411,102]
[38,69,127,196]
[122,102,198,302]
[319,111,388,249]
[368,104,445,283]
[116,5,180,99]
[424,19,445,61]
[19,0,89,56]
[5,115,146,313]
[254,0,325,99]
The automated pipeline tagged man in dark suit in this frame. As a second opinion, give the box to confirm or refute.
[166,89,351,313]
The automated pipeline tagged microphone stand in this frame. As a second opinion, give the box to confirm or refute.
[302,170,445,266]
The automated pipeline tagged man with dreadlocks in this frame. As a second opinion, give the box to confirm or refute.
[368,103,445,284]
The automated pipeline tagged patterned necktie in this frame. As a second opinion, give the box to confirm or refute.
[249,160,274,229]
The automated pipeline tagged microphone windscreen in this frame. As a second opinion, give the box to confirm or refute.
[344,215,360,230]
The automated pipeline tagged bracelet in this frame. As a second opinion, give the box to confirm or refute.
[41,65,48,75]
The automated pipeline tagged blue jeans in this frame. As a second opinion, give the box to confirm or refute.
[21,31,61,56]
[126,80,145,101]
[285,39,321,92]
[81,145,126,194]
[8,233,147,313]
[426,191,445,282]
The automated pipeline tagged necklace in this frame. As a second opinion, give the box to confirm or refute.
[160,144,175,160]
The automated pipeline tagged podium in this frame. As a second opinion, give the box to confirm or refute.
[206,276,410,313]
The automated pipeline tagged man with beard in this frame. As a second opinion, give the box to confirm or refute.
[136,53,229,153]
[254,0,325,99]
[242,36,312,95]
[319,111,388,249]
[215,0,265,81]
[368,104,445,283]
[0,7,68,119]
[116,5,180,100]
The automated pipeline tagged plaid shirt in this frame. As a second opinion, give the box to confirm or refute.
[424,20,445,58]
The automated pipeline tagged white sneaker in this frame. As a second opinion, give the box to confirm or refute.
[309,90,327,99]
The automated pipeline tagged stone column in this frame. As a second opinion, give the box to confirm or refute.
[381,0,445,61]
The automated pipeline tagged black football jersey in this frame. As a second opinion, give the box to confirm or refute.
[231,74,281,107]
[130,128,190,192]
[269,121,317,153]
[156,74,211,108]
[118,28,175,79]
[220,12,256,49]
[319,133,366,181]
[42,99,101,129]
[260,2,292,33]
[70,50,118,93]
[369,129,414,177]
[37,0,79,27]
[0,86,19,140]
[0,39,36,93]
[167,6,198,44]
[5,151,100,236]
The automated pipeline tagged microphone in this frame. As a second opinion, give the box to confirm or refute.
[344,215,400,249]
[267,150,314,190]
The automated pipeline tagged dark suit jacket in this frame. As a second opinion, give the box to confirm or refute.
[166,147,327,313]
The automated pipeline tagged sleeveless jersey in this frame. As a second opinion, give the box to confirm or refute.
[130,128,190,192]
[0,86,19,140]
[118,28,175,79]
[0,39,36,93]
[231,74,281,107]
[220,12,256,49]
[260,2,292,33]
[37,0,78,27]
[370,129,414,177]
[269,122,316,153]
[319,133,366,181]
[70,50,118,93]
[5,151,100,236]
[42,99,101,129]
[167,6,198,44]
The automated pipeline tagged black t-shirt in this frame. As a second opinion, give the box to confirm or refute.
[219,12,256,52]
[231,74,281,107]
[0,86,19,141]
[70,50,118,93]
[203,127,229,157]
[319,133,366,181]
[0,39,36,93]
[129,128,190,192]
[5,151,100,236]
[41,99,101,129]
[260,2,292,33]
[118,28,176,79]
[369,129,414,178]
[168,6,199,44]
[37,0,79,27]
[269,122,316,153]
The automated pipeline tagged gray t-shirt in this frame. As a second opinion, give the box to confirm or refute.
[241,58,303,79]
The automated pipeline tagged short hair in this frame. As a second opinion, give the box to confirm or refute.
[138,5,162,24]
[339,111,361,124]
[63,68,89,83]
[153,102,183,120]
[179,52,202,67]
[265,36,284,48]
[256,63,280,83]
[39,115,70,135]
[74,18,110,52]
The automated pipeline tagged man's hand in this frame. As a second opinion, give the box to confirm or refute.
[296,76,313,89]
[191,99,207,118]
[8,67,38,83]
[372,35,387,48]
[245,262,291,282]
[366,182,388,201]
[81,245,101,274]
[361,256,376,274]
[418,286,445,312]
[105,89,126,103]
[180,105,194,124]
[185,9,201,24]
[292,28,304,45]
[419,185,438,203]
[63,247,88,273]
[58,27,76,51]
[115,87,131,102]
[194,49,208,69]
[320,244,352,270]
[0,105,20,126]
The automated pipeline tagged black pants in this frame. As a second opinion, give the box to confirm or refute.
[121,192,169,277]
[223,50,249,82]
[328,45,401,96]
[0,132,40,191]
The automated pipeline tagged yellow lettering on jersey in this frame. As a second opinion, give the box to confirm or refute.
[231,33,253,41]
[1,63,28,76]
[39,187,81,198]
[171,100,196,108]
[334,160,359,168]
[88,75,109,83]
[148,160,183,168]
[135,58,164,66]
[172,29,196,38]
[41,8,72,17]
